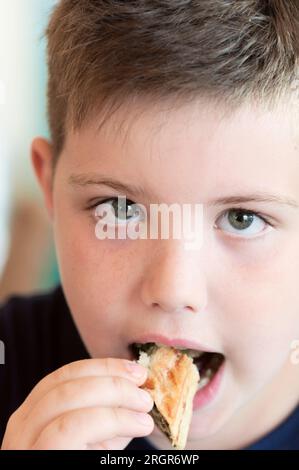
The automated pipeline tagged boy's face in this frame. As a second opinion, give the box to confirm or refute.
[33,99,299,448]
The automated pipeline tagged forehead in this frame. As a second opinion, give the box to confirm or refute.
[61,99,299,201]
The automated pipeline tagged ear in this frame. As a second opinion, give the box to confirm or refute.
[31,137,54,220]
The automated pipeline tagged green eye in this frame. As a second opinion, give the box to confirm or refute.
[227,209,254,230]
[215,208,270,237]
[111,198,137,220]
[94,197,145,226]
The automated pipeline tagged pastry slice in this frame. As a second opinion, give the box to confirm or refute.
[136,343,200,450]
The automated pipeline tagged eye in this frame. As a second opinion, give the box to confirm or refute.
[94,197,145,225]
[215,208,271,237]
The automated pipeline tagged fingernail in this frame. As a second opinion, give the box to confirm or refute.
[125,361,146,378]
[133,412,153,426]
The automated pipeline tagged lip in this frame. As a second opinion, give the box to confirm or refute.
[193,360,225,410]
[130,333,216,354]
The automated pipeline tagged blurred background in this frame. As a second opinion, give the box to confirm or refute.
[0,0,60,302]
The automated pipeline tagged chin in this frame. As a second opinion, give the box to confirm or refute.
[188,399,235,442]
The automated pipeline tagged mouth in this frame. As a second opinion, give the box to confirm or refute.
[129,341,225,392]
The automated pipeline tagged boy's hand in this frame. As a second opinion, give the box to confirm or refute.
[1,358,154,450]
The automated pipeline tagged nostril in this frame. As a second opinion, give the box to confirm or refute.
[152,302,195,314]
[186,305,195,312]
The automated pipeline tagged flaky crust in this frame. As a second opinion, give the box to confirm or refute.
[139,346,199,449]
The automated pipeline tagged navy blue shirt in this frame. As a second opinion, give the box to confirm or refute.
[0,285,298,450]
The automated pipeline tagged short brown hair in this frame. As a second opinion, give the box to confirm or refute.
[46,0,299,165]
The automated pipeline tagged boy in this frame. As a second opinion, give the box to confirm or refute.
[1,0,299,450]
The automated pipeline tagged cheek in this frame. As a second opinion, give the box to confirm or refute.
[210,235,299,382]
[54,199,130,282]
[54,208,143,355]
[54,206,146,318]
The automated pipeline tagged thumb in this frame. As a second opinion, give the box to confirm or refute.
[87,436,133,450]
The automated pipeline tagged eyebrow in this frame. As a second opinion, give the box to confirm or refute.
[68,173,151,199]
[69,173,299,209]
[209,193,299,209]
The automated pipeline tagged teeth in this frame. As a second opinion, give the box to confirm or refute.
[196,368,217,391]
[197,377,210,390]
[158,344,205,358]
[186,349,205,358]
[134,342,206,359]
[156,343,167,348]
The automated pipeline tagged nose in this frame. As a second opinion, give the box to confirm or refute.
[140,240,207,315]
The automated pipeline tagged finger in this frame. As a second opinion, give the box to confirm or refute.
[20,358,147,416]
[24,376,153,446]
[32,407,154,450]
[87,437,132,450]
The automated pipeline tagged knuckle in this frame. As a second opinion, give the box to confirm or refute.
[102,357,114,377]
[110,407,122,429]
[5,407,24,435]
[32,434,55,450]
[53,380,75,404]
[6,410,18,430]
[52,363,71,383]
[33,413,77,450]
[111,375,126,398]
[56,413,74,437]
